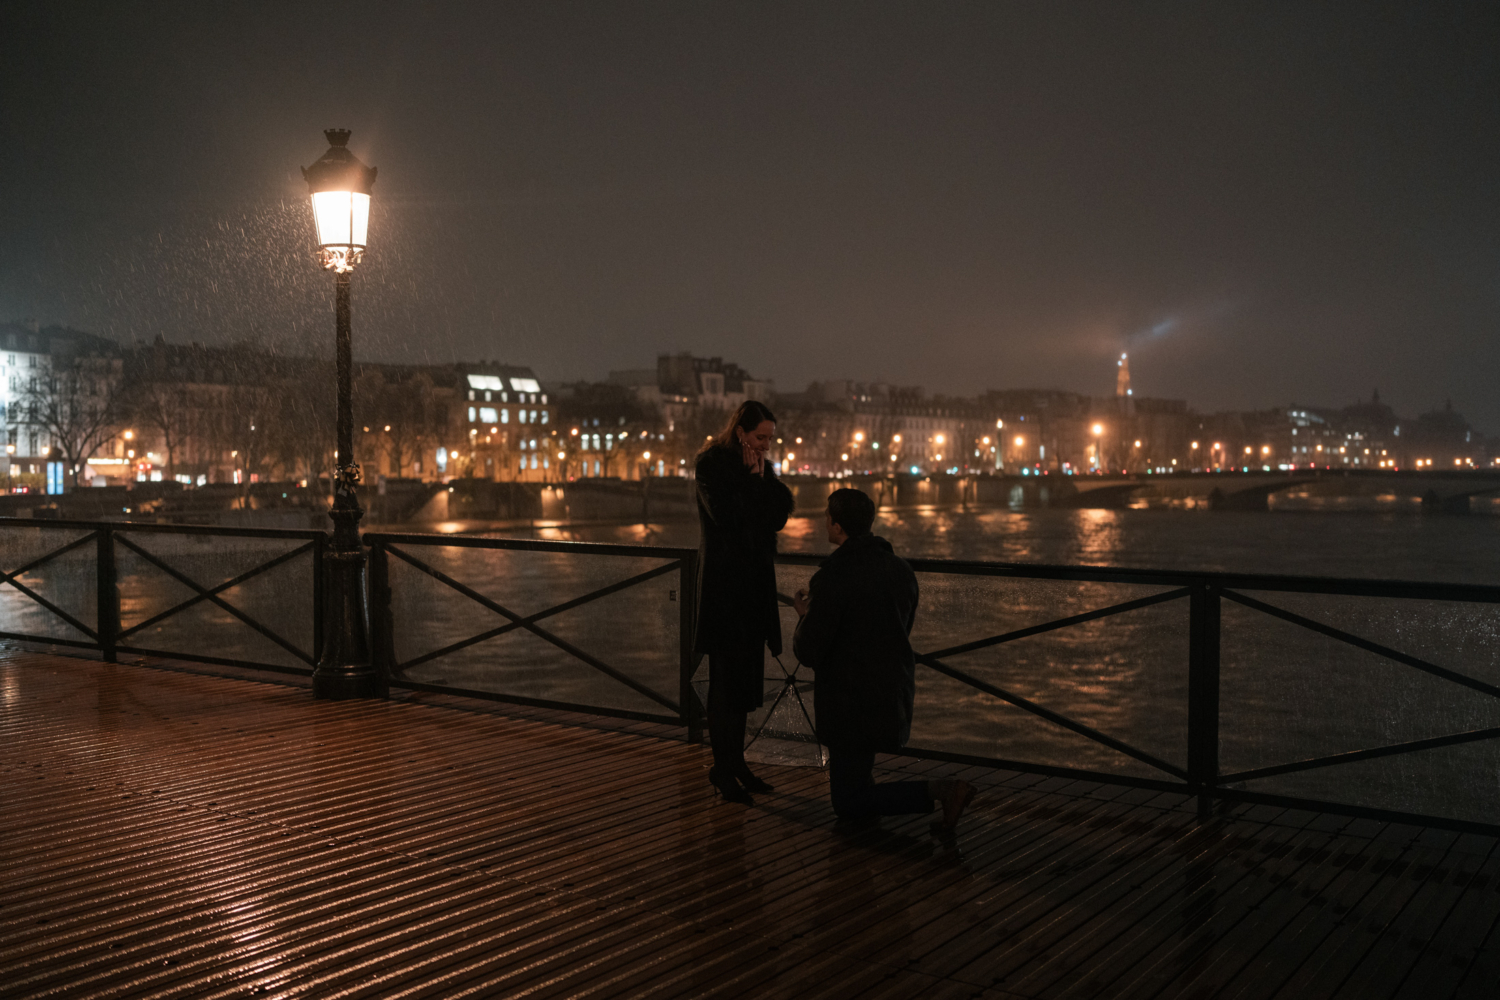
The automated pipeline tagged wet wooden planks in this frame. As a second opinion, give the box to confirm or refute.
[2,648,1499,999]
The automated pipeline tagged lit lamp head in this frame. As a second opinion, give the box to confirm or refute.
[302,129,377,273]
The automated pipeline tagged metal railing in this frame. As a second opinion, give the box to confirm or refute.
[772,553,1500,836]
[364,532,700,739]
[4,515,1498,835]
[0,517,324,674]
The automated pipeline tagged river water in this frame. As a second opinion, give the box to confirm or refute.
[534,505,1500,584]
[4,506,1498,825]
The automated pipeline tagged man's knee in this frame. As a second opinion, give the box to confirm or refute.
[831,788,875,821]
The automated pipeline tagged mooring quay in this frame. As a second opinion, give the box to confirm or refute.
[4,648,1499,999]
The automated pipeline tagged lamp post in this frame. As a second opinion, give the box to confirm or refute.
[303,128,379,700]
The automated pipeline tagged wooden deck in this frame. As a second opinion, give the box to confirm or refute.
[3,647,1499,999]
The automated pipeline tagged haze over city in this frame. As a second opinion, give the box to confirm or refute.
[3,2,1497,423]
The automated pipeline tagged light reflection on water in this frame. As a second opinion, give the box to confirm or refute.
[534,506,1500,585]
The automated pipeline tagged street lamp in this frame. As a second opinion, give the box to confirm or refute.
[302,128,379,700]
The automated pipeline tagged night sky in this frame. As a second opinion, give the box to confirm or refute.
[3,2,1497,425]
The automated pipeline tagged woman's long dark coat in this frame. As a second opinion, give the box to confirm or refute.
[692,445,794,672]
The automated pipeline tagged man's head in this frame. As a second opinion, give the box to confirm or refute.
[826,487,875,546]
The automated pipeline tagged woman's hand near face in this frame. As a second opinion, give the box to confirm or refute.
[738,419,776,476]
[743,441,764,475]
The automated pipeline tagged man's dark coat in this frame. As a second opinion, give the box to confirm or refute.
[793,532,920,752]
[693,445,794,669]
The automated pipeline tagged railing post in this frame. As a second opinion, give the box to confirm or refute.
[312,532,326,666]
[679,553,703,744]
[368,538,394,697]
[96,527,118,663]
[1188,581,1221,818]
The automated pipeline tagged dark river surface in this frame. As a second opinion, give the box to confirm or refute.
[5,505,1499,825]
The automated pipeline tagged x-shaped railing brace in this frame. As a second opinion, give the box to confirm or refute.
[1212,588,1500,784]
[383,543,682,715]
[0,531,101,641]
[112,534,316,665]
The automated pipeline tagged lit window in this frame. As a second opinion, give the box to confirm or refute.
[501,409,509,423]
[540,410,549,424]
[480,407,498,423]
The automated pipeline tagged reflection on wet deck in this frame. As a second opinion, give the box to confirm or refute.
[4,648,1499,999]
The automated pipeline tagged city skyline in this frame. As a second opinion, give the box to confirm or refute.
[3,318,1487,439]
[3,4,1497,426]
[1,320,1487,498]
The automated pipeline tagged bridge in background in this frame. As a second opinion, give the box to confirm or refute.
[785,469,1500,513]
[1052,469,1500,512]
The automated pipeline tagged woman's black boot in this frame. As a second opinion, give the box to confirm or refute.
[708,767,754,805]
[733,765,774,794]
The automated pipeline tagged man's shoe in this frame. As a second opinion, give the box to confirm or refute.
[934,779,974,830]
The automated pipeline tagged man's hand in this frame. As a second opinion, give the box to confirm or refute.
[793,588,810,617]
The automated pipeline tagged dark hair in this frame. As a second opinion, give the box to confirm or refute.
[702,399,778,454]
[827,487,876,537]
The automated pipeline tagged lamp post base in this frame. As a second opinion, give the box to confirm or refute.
[312,663,381,700]
[312,501,380,700]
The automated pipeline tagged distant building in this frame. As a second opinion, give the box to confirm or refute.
[552,380,667,479]
[773,381,1008,477]
[1,322,122,486]
[0,321,56,479]
[451,363,555,481]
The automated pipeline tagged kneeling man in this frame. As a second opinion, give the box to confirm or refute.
[793,488,973,828]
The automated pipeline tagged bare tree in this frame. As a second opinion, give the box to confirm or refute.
[357,369,439,479]
[219,384,279,506]
[130,381,193,482]
[18,355,128,489]
[272,364,335,491]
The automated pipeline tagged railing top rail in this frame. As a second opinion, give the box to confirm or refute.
[0,516,326,540]
[364,531,696,560]
[9,514,1478,602]
[774,551,1500,603]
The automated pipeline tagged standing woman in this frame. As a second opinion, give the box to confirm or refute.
[694,400,794,804]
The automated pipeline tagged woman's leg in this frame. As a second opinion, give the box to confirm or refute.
[706,672,747,773]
